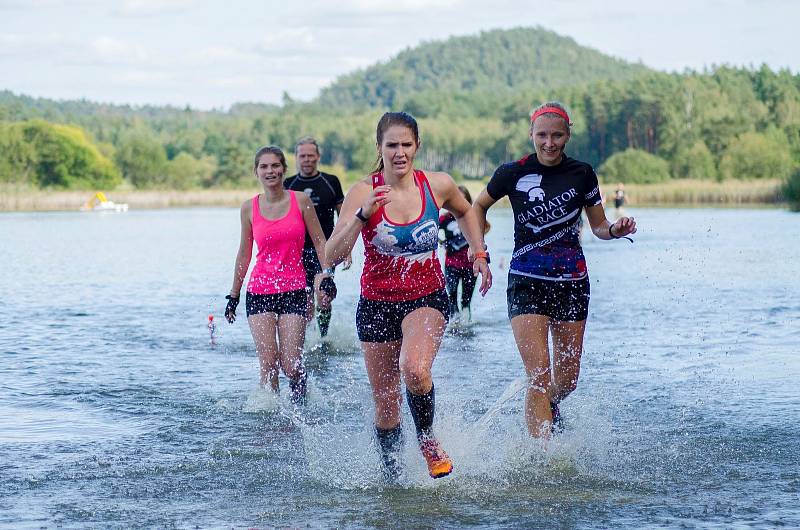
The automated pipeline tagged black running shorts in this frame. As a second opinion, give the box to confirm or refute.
[246,289,307,317]
[506,274,590,321]
[356,289,449,343]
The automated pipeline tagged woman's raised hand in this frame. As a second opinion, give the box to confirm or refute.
[361,185,392,217]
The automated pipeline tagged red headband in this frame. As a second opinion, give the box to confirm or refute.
[530,106,571,124]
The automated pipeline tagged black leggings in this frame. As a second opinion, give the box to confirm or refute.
[445,266,476,314]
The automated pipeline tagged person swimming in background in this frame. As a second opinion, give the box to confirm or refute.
[472,101,636,438]
[224,145,335,405]
[439,185,490,322]
[326,112,491,480]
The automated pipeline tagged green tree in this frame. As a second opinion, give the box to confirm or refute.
[115,129,168,187]
[719,127,793,179]
[165,153,217,189]
[598,148,670,183]
[782,167,800,211]
[0,122,36,184]
[672,140,717,180]
[1,120,120,188]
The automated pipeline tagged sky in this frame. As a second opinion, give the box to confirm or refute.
[1,0,797,110]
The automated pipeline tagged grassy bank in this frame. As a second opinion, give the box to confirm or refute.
[610,179,784,206]
[457,178,784,208]
[0,187,261,212]
[0,178,786,212]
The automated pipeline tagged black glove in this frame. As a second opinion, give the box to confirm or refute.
[319,277,337,299]
[225,295,239,323]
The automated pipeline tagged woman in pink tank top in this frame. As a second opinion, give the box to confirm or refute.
[224,145,334,404]
[326,112,492,481]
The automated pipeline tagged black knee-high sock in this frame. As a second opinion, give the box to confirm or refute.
[406,385,435,440]
[288,372,307,405]
[375,424,403,476]
[317,308,332,337]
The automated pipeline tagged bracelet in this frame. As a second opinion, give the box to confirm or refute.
[354,207,369,223]
[322,267,335,277]
[608,223,620,239]
[473,250,491,264]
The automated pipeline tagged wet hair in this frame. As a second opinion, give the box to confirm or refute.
[372,111,420,174]
[530,101,572,132]
[253,145,288,171]
[295,136,320,155]
[457,185,472,204]
[456,184,490,233]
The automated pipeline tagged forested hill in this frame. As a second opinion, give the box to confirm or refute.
[317,27,651,108]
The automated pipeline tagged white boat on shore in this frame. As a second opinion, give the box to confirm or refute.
[80,192,129,212]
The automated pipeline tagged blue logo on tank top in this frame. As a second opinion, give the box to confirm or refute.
[369,173,440,260]
[372,218,438,257]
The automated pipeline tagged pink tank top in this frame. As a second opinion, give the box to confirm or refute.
[247,191,307,295]
[360,170,445,301]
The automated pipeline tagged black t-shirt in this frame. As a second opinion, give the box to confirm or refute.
[438,212,468,254]
[487,154,601,280]
[284,171,345,248]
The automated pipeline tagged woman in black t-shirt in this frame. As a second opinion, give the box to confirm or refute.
[473,101,636,438]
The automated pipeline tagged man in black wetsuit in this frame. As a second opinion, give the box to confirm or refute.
[284,136,349,337]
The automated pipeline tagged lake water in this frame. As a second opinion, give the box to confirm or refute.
[1,206,798,528]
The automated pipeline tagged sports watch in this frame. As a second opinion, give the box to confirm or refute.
[354,207,369,223]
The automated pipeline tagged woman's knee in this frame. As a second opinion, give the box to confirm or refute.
[255,343,279,364]
[399,358,432,391]
[260,357,280,376]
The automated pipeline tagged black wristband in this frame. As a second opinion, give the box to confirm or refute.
[609,223,620,239]
[354,208,368,223]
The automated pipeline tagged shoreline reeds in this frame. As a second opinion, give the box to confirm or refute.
[0,179,786,213]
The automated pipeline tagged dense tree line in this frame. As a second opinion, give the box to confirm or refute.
[1,28,798,191]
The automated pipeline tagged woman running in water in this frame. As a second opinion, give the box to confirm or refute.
[473,102,636,437]
[439,185,490,321]
[326,112,491,479]
[225,145,335,404]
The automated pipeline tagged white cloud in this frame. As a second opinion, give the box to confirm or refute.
[212,75,256,88]
[0,0,70,8]
[191,45,258,64]
[334,0,462,12]
[116,0,194,16]
[0,32,64,55]
[257,27,315,55]
[90,36,148,63]
[112,70,175,85]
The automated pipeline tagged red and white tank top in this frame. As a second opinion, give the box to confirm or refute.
[360,170,445,301]
[247,191,307,295]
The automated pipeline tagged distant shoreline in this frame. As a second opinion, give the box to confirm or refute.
[0,179,785,212]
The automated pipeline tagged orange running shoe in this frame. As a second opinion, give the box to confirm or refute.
[419,437,453,479]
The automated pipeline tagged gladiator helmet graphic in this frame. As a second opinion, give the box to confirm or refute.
[516,173,545,202]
